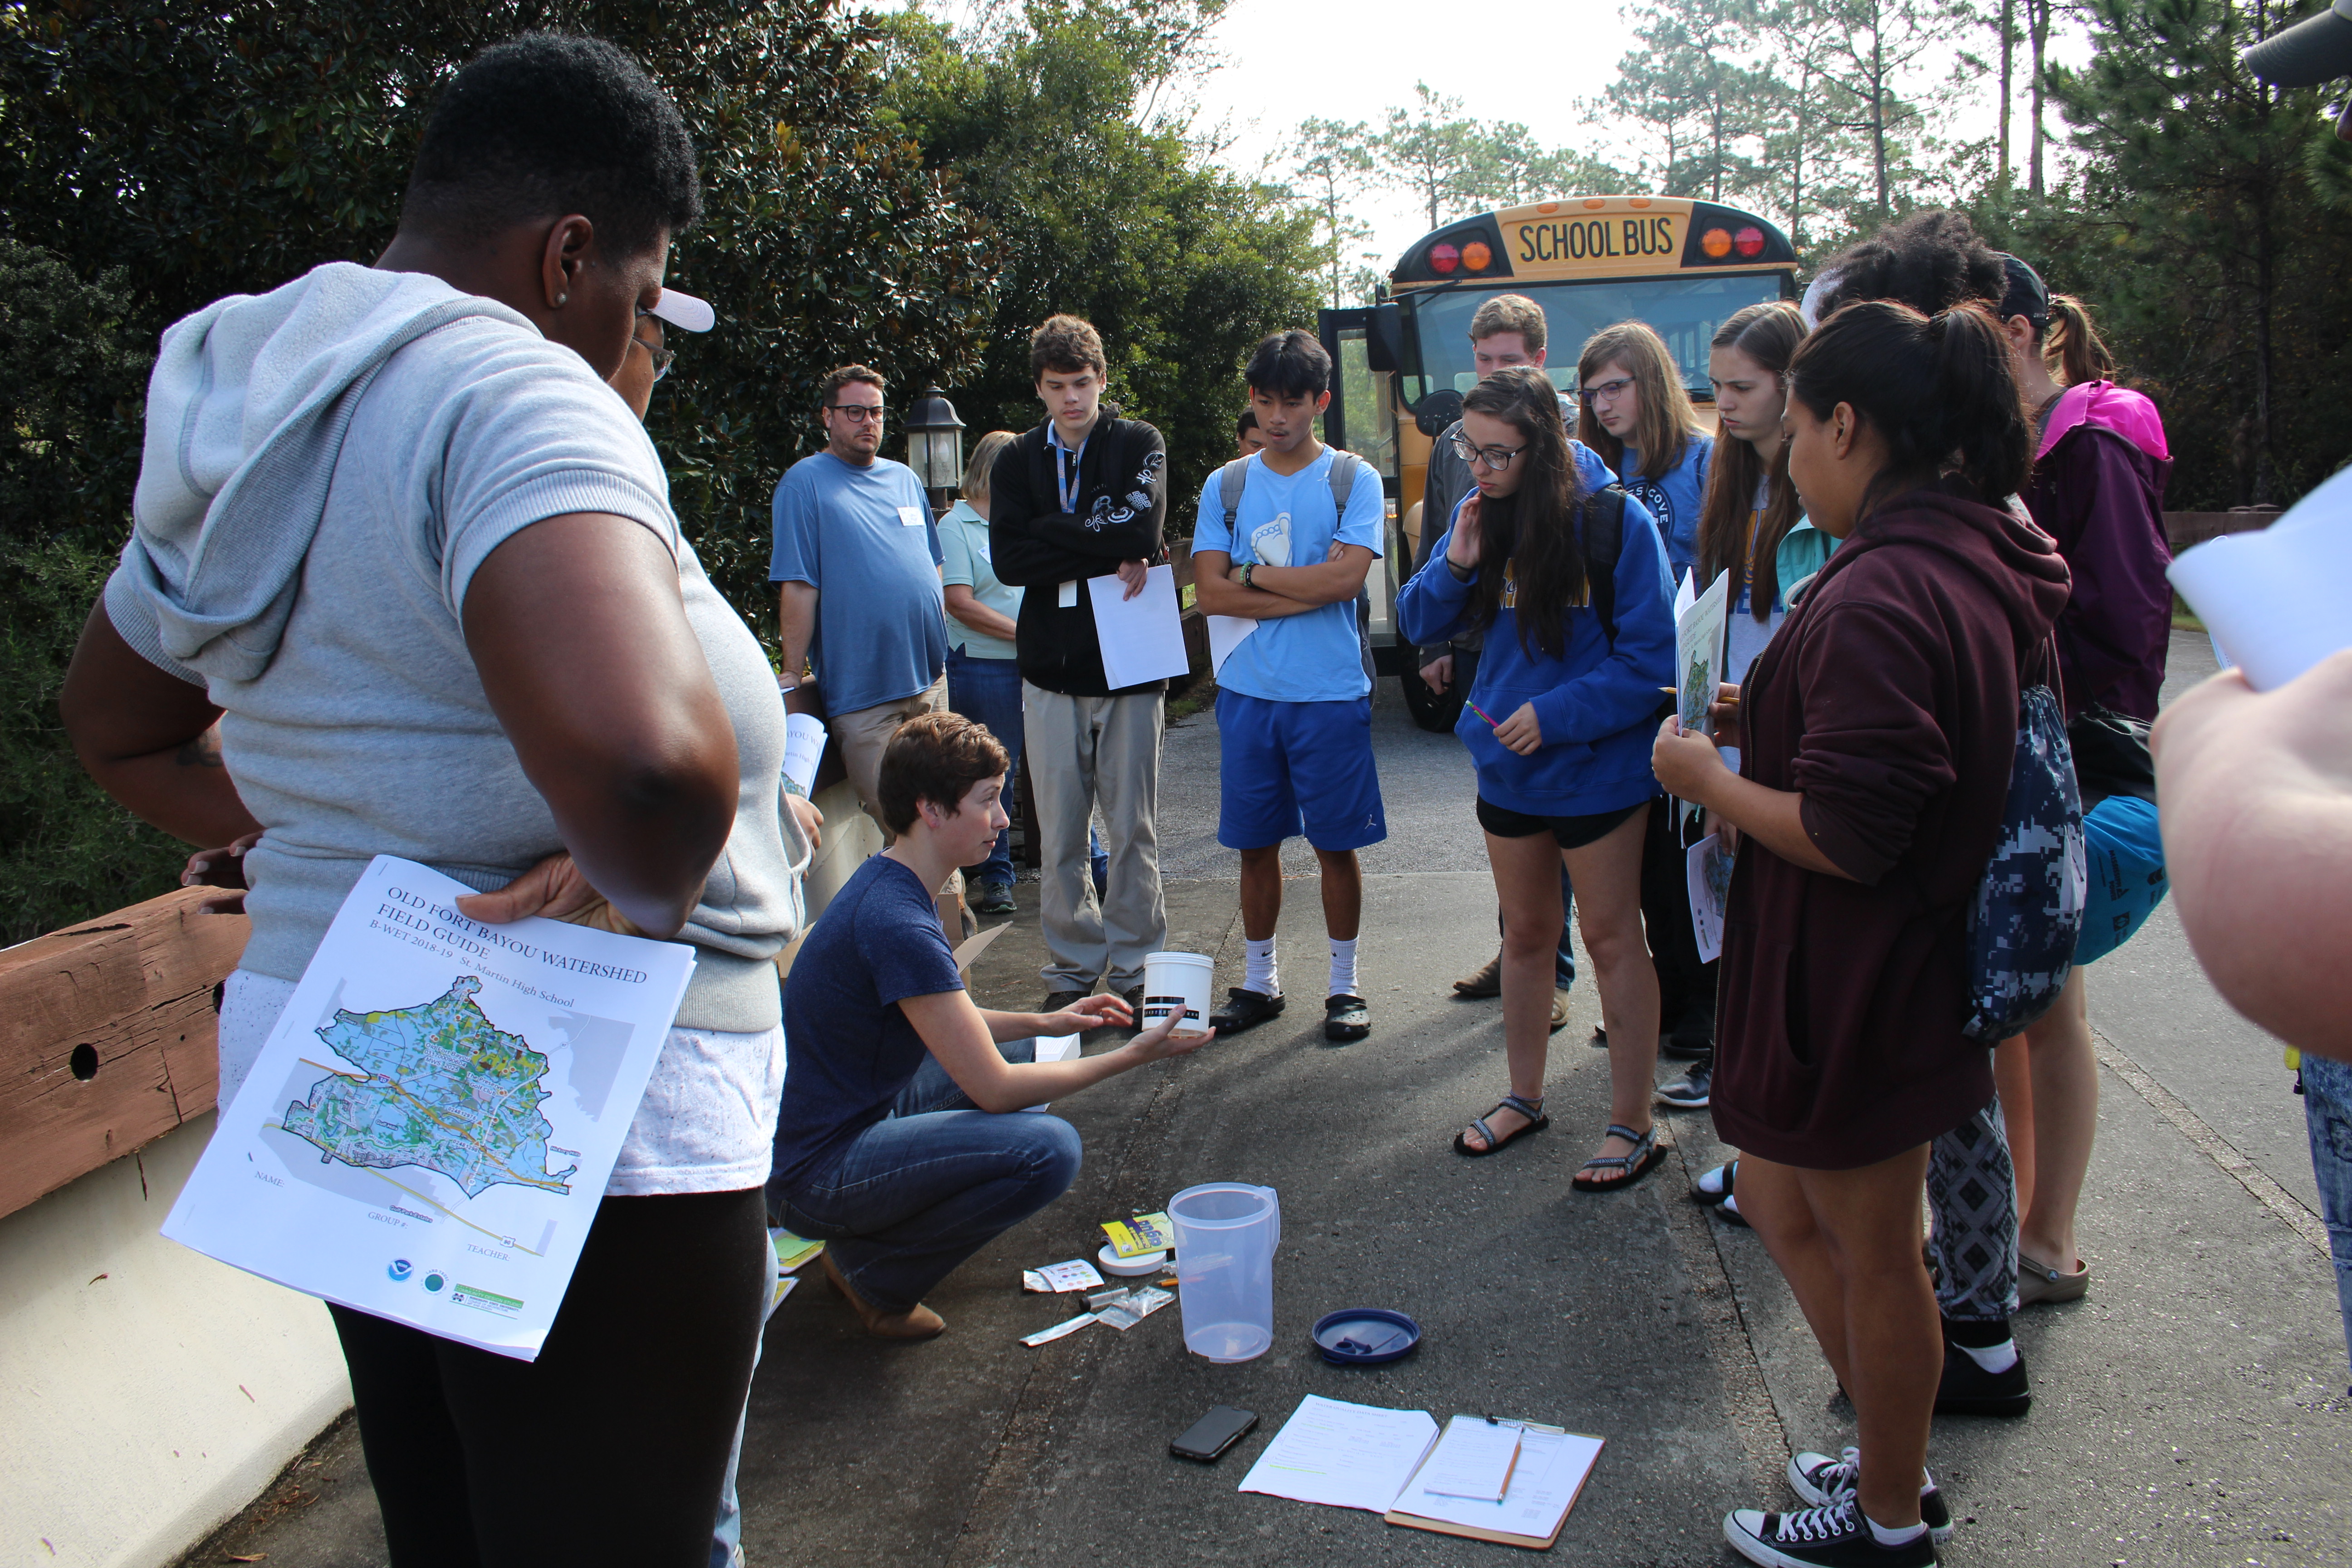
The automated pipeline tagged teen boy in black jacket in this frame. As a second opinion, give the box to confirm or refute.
[989,315,1171,1011]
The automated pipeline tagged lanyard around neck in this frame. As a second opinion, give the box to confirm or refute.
[1049,422,1092,514]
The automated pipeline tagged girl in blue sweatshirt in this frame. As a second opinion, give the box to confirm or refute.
[1397,368,1677,1188]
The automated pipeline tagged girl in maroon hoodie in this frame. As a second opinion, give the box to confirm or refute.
[1655,300,2070,1568]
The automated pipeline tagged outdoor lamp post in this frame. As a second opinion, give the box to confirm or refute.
[905,387,966,515]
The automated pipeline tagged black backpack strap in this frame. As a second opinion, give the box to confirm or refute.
[1581,484,1627,645]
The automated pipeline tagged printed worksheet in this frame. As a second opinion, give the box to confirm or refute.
[164,856,695,1360]
[1238,1396,1441,1513]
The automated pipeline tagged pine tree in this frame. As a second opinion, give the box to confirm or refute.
[2044,0,2352,505]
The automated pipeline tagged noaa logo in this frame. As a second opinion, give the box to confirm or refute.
[387,1259,413,1282]
[423,1273,446,1293]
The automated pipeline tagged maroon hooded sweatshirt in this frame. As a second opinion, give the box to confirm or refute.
[1712,489,2072,1171]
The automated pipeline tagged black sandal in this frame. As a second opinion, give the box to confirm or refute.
[1572,1123,1665,1192]
[1453,1093,1548,1156]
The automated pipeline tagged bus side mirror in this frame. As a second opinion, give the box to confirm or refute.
[1366,301,1411,374]
[1415,388,1464,437]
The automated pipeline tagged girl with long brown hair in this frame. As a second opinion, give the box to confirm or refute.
[1655,300,2070,1565]
[1575,320,1713,582]
[1396,367,1677,1187]
[1657,302,1836,1119]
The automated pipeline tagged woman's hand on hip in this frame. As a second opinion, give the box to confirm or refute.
[1493,701,1544,755]
[455,853,648,937]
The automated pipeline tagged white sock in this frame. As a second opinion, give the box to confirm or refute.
[1328,936,1360,998]
[1957,1338,2019,1373]
[1245,936,1279,998]
[1866,1515,1928,1547]
[1920,1468,1937,1496]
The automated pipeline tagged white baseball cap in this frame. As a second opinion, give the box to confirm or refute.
[647,287,714,333]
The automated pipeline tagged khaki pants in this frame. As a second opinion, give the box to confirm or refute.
[829,675,949,842]
[1023,682,1166,993]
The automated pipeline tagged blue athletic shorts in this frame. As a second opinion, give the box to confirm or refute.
[1215,690,1387,852]
[2077,794,2166,965]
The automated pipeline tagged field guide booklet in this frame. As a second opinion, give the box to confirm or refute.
[163,855,696,1361]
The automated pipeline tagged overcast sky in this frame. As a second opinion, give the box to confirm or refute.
[895,0,2089,274]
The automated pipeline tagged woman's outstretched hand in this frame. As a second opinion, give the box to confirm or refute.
[455,852,647,937]
[1124,1009,1216,1063]
[1041,993,1132,1035]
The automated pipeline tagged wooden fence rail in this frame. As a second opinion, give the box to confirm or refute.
[0,886,248,1221]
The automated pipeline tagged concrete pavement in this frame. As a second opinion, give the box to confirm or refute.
[177,641,2351,1566]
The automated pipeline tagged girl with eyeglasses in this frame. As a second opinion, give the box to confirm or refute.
[1396,367,1677,1187]
[1574,319,1714,584]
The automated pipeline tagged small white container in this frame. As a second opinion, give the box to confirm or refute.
[1099,1244,1168,1277]
[1140,951,1215,1038]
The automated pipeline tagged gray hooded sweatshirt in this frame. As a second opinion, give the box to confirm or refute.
[107,262,806,1034]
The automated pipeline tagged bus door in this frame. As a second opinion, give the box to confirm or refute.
[1317,307,1406,673]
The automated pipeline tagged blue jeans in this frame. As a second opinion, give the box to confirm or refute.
[2302,1054,2352,1388]
[709,1233,782,1568]
[947,648,1023,887]
[946,647,1106,894]
[766,1039,1082,1313]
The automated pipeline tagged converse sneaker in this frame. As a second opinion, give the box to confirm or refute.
[1723,1499,1937,1567]
[1787,1447,1954,1544]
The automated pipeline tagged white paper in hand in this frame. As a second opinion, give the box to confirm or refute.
[780,711,826,795]
[162,856,696,1361]
[1088,563,1190,687]
[1685,833,1734,964]
[2167,475,2352,691]
[1206,613,1257,675]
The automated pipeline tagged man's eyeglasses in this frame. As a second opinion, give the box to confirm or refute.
[630,311,675,382]
[1581,375,1637,404]
[1448,433,1528,470]
[827,404,888,422]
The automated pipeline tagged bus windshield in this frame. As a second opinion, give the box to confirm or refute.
[1407,274,1786,401]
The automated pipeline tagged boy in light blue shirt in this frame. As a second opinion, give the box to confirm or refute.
[1191,330,1387,1043]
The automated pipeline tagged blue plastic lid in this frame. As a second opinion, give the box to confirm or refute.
[1311,1307,1421,1365]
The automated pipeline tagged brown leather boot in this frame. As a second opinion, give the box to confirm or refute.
[823,1250,945,1340]
[1452,950,1504,998]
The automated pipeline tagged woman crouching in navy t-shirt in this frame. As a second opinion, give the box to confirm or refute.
[766,712,1211,1339]
[1396,367,1676,1188]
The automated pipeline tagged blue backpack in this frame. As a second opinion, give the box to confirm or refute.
[1959,660,2087,1043]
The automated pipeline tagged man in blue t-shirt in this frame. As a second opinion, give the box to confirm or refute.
[1192,331,1387,1043]
[770,364,949,836]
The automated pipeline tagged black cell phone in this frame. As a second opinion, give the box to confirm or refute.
[1170,1404,1259,1461]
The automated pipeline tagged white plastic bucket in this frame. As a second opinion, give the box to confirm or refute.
[1169,1182,1280,1362]
[1141,951,1214,1038]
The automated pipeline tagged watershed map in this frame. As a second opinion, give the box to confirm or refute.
[281,976,578,1200]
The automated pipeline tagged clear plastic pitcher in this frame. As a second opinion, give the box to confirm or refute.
[1169,1182,1280,1362]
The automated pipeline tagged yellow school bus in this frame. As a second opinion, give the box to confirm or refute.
[1319,196,1798,725]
